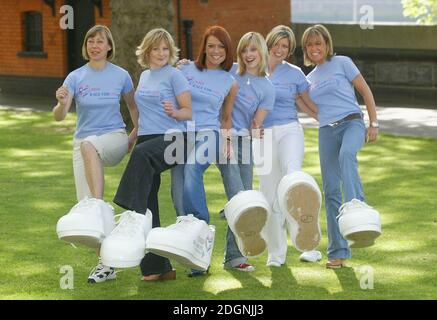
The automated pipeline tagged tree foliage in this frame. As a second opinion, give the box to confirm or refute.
[402,0,437,24]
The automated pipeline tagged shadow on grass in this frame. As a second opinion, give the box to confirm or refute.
[215,264,330,299]
[2,110,437,299]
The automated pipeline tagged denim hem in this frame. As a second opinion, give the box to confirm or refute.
[223,256,248,269]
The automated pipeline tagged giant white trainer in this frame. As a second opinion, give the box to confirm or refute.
[56,197,115,249]
[100,210,152,268]
[338,199,381,248]
[277,171,322,252]
[224,190,270,257]
[146,215,215,271]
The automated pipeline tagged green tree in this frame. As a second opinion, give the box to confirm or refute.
[402,0,437,24]
[109,0,175,130]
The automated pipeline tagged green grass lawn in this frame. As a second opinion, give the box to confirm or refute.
[1,109,436,300]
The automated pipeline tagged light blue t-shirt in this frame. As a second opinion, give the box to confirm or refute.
[230,64,275,136]
[307,55,362,127]
[180,62,234,132]
[263,61,309,128]
[135,64,190,135]
[64,62,133,139]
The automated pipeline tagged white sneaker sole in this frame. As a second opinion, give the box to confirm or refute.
[88,273,117,283]
[57,230,103,249]
[339,213,381,248]
[146,241,210,271]
[266,261,282,267]
[299,251,322,262]
[100,257,142,268]
[233,207,268,257]
[346,230,381,248]
[285,183,321,252]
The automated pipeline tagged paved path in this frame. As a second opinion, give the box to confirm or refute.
[299,106,437,138]
[1,93,436,138]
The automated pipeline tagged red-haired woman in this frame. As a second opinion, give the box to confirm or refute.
[171,26,256,276]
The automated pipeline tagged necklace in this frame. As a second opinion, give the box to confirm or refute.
[246,76,251,85]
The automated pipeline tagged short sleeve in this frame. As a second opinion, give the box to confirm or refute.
[122,71,134,94]
[223,74,236,98]
[230,63,238,75]
[171,69,191,96]
[296,69,310,93]
[259,78,276,111]
[63,72,76,95]
[342,56,361,82]
[179,63,190,77]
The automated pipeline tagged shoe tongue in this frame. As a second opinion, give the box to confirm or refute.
[177,215,196,223]
[114,212,141,233]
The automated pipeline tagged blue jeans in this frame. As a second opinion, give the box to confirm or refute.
[170,132,247,267]
[319,118,366,260]
[171,164,186,217]
[114,134,186,276]
[172,137,253,214]
[219,136,253,268]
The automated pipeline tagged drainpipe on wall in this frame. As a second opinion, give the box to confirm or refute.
[177,0,182,50]
[182,19,194,60]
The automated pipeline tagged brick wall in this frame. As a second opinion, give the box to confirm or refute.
[1,0,290,77]
[0,0,290,96]
[0,0,66,77]
[95,0,111,28]
[0,0,111,78]
[174,0,291,59]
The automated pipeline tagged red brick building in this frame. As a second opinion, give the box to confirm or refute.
[0,0,290,96]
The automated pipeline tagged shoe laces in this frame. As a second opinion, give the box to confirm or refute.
[170,214,199,230]
[177,214,198,223]
[110,211,145,237]
[337,199,373,219]
[88,259,114,277]
[71,196,100,212]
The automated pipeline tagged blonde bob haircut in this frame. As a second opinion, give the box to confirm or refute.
[236,32,268,77]
[136,28,179,68]
[266,25,296,59]
[301,24,334,66]
[82,25,115,61]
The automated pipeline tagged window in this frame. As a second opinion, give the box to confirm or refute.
[18,11,47,58]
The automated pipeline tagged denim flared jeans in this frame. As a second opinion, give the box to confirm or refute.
[318,118,366,260]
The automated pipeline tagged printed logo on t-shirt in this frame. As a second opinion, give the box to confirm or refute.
[186,78,224,102]
[137,89,160,98]
[237,91,258,112]
[310,77,338,94]
[77,84,120,100]
[272,80,298,102]
[78,85,90,97]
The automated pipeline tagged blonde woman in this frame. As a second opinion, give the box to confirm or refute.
[253,25,321,267]
[113,28,191,281]
[53,25,139,283]
[217,32,276,271]
[302,24,378,269]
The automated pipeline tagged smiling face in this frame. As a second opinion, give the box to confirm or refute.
[269,37,290,65]
[241,42,261,74]
[86,32,111,62]
[305,35,327,65]
[204,35,226,69]
[149,39,170,69]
